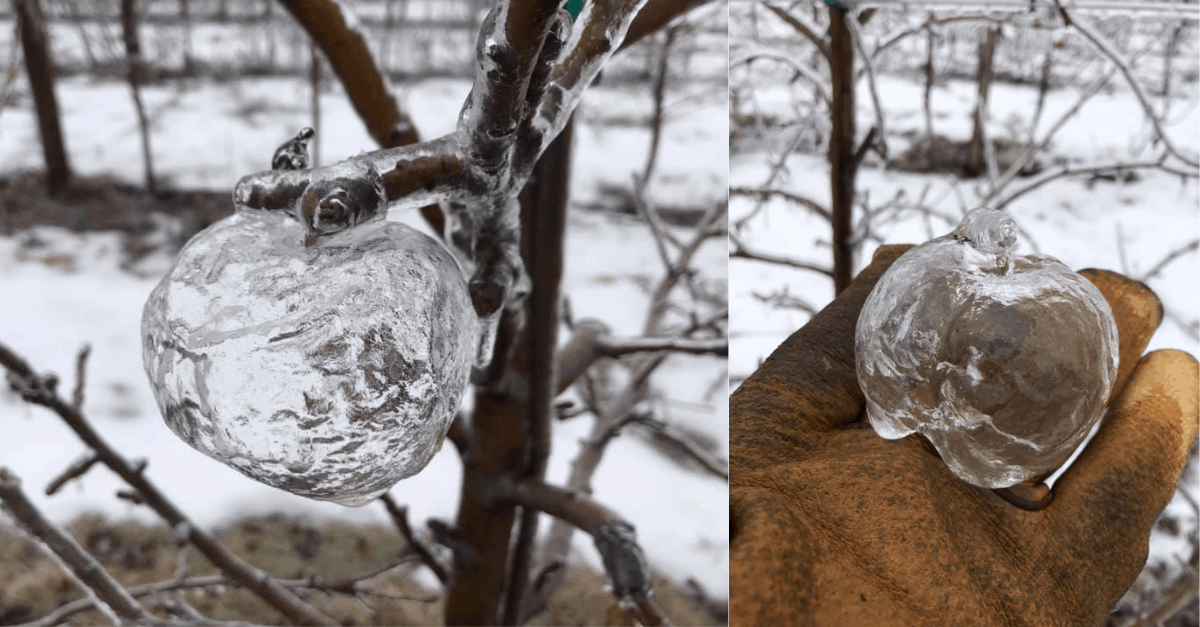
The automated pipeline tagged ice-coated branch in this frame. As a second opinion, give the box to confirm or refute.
[490,479,671,626]
[0,467,153,625]
[730,186,832,222]
[761,2,830,60]
[0,342,335,626]
[729,231,835,277]
[992,158,1197,211]
[1052,0,1199,169]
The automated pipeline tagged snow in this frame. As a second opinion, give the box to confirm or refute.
[0,68,728,602]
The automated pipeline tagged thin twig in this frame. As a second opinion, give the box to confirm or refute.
[729,186,832,221]
[71,343,89,410]
[761,1,829,61]
[1052,0,1199,169]
[632,415,729,481]
[598,336,727,358]
[44,453,100,496]
[0,342,334,626]
[16,560,433,627]
[844,9,887,162]
[0,467,152,625]
[992,159,1195,211]
[1138,239,1198,283]
[729,231,834,277]
[379,493,450,585]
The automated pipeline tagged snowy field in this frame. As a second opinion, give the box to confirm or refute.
[0,33,730,605]
[729,2,1199,614]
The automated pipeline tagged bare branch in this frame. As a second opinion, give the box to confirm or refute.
[1138,239,1199,284]
[761,1,830,61]
[632,415,729,481]
[492,479,672,626]
[44,453,100,496]
[844,9,887,162]
[379,494,451,586]
[729,231,835,277]
[598,336,727,358]
[1052,0,1199,168]
[0,467,152,625]
[992,159,1196,211]
[16,561,432,627]
[71,343,89,409]
[730,186,831,221]
[730,51,831,107]
[0,342,334,626]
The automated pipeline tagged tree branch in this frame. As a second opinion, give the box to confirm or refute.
[1052,0,1199,168]
[730,186,832,222]
[598,336,727,358]
[492,479,671,626]
[761,1,830,61]
[0,467,153,625]
[729,231,834,276]
[0,342,334,626]
[379,493,450,586]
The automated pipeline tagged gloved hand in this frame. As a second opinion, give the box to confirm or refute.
[729,244,1198,626]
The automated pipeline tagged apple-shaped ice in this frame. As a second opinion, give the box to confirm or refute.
[855,208,1118,489]
[141,185,477,506]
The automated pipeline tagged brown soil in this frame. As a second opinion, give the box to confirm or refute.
[0,513,723,626]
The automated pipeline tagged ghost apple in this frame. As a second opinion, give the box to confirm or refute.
[855,208,1119,489]
[142,199,477,506]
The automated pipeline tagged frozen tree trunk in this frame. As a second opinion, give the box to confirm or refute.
[828,6,855,294]
[15,0,71,194]
[966,26,1001,178]
[121,0,156,195]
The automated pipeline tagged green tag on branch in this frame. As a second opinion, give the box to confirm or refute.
[565,0,584,20]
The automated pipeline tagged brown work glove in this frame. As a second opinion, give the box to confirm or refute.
[729,244,1199,627]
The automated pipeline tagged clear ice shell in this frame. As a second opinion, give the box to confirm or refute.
[141,209,477,506]
[855,209,1119,489]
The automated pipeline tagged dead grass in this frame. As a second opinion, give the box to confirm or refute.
[0,513,722,626]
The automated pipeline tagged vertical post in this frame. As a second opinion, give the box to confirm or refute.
[827,6,855,294]
[15,0,71,194]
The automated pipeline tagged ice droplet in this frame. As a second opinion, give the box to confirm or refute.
[855,208,1119,489]
[142,208,478,506]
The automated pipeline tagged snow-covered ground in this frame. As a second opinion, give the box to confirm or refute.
[0,49,730,603]
[730,4,1198,611]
